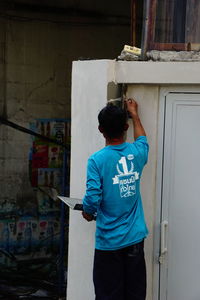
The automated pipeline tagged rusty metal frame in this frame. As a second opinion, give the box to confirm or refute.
[150,42,200,51]
[146,0,157,52]
[131,0,137,46]
[141,0,157,59]
[149,42,188,51]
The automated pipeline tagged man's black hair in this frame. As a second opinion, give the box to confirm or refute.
[98,104,128,139]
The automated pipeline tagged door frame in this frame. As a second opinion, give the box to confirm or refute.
[153,85,200,300]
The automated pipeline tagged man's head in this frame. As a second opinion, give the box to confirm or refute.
[98,104,128,139]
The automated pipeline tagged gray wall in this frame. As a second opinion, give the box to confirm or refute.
[0,11,130,206]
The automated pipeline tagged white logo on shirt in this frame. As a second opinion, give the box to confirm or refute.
[112,156,139,198]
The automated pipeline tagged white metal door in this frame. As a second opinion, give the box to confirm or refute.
[160,93,200,300]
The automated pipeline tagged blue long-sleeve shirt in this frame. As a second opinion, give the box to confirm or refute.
[83,136,149,250]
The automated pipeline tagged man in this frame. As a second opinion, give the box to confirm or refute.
[82,99,149,300]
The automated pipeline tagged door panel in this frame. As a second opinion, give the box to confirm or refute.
[160,93,200,300]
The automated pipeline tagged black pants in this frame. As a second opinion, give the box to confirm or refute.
[93,241,146,300]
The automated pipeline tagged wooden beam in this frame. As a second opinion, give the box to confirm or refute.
[149,42,187,51]
[142,0,157,57]
[131,0,137,46]
[148,42,200,51]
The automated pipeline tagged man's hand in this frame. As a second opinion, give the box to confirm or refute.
[125,98,138,118]
[125,98,146,139]
[82,211,94,222]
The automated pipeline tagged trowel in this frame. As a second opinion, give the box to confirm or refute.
[38,187,83,210]
[39,187,96,218]
[58,196,97,220]
[57,196,83,211]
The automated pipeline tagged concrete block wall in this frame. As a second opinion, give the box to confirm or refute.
[0,11,129,206]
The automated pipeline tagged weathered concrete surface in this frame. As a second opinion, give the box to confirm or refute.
[147,50,200,61]
[0,10,129,207]
[118,50,200,62]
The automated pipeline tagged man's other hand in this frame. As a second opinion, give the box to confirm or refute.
[82,211,94,222]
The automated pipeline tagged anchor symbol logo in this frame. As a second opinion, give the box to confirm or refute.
[112,156,139,185]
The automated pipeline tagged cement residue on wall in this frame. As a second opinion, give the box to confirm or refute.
[147,50,200,62]
[118,50,140,61]
[118,50,200,62]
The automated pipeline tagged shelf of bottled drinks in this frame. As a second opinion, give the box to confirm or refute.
[0,118,70,297]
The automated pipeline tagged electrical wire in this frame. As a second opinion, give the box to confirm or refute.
[0,116,69,149]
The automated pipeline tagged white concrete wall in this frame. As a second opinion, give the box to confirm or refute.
[116,61,200,84]
[126,86,159,300]
[68,60,115,300]
[69,60,160,300]
[69,59,200,300]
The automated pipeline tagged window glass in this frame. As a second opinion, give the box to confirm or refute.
[152,0,200,48]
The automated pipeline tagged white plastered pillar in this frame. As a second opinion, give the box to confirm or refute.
[67,60,116,300]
